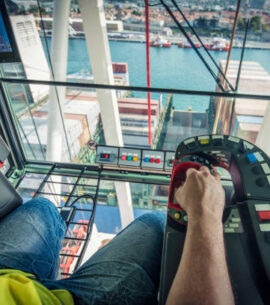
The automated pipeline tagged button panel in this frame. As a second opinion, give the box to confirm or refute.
[118,148,141,167]
[228,136,241,143]
[243,141,254,150]
[165,152,175,171]
[261,163,270,175]
[255,204,270,211]
[223,209,243,233]
[212,135,223,146]
[168,207,187,225]
[96,146,118,165]
[254,152,264,162]
[198,135,210,145]
[259,223,270,232]
[141,150,165,170]
[258,211,270,221]
[184,137,197,149]
[247,153,257,164]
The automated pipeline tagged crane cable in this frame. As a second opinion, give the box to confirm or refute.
[171,0,235,92]
[224,0,242,77]
[213,0,242,133]
[159,0,226,92]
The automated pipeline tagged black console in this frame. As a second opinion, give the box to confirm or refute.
[0,135,22,220]
[159,135,270,305]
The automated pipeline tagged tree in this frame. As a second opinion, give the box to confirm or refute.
[196,16,207,28]
[132,10,142,16]
[250,15,262,33]
[262,24,269,32]
[209,18,219,28]
[237,15,245,31]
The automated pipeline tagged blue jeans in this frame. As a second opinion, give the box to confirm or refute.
[0,198,166,305]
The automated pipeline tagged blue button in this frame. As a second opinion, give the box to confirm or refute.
[247,153,257,164]
[144,157,150,162]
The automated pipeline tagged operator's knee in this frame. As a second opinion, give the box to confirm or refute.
[137,211,166,235]
[23,198,58,216]
[21,198,66,231]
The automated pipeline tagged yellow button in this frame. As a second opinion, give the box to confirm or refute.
[200,139,209,145]
[133,156,138,161]
[174,213,180,219]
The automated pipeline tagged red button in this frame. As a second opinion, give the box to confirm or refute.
[258,211,270,221]
[121,155,127,160]
[150,158,155,163]
[155,159,160,164]
[105,154,109,159]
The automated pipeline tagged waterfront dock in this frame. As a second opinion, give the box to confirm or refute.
[107,35,270,50]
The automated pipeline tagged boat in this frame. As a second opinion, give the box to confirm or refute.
[178,41,202,49]
[205,38,229,51]
[150,36,171,48]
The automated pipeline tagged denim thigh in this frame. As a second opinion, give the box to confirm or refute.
[0,198,66,279]
[42,211,166,305]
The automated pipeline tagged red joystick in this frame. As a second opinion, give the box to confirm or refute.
[168,161,202,213]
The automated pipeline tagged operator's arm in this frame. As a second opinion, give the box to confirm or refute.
[166,166,235,305]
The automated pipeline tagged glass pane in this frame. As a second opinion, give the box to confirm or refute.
[1,81,269,163]
[2,0,270,160]
[17,172,46,201]
[3,0,270,95]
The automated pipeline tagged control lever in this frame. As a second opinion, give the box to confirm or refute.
[168,161,203,226]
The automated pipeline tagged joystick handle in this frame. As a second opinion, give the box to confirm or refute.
[168,161,203,225]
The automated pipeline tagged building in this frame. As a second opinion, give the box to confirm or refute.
[12,0,37,10]
[106,20,123,32]
[10,15,50,102]
[213,60,270,143]
[67,62,130,98]
[162,108,209,151]
[19,89,161,160]
[36,17,124,35]
[20,96,100,161]
[118,97,161,147]
[265,0,270,9]
[123,22,173,36]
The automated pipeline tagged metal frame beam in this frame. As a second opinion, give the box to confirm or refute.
[1,78,270,101]
[78,0,134,228]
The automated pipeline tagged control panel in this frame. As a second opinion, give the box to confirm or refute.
[96,146,118,165]
[223,208,243,233]
[159,134,270,305]
[118,148,141,167]
[176,135,270,199]
[164,152,175,171]
[141,150,165,170]
[96,145,174,172]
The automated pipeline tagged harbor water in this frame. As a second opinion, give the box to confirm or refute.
[43,38,270,112]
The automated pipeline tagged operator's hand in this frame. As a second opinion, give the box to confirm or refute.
[175,166,225,223]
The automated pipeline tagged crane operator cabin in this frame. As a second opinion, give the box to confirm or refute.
[0,0,270,304]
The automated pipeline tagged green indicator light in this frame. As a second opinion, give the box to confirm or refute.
[127,156,132,161]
